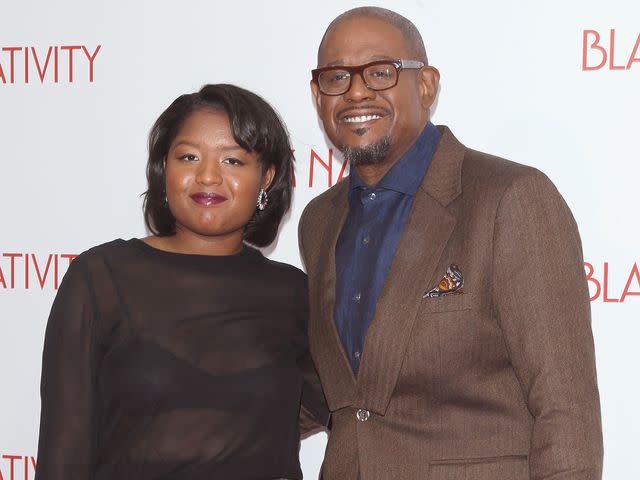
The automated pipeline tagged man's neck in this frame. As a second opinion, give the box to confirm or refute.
[354,161,398,187]
[353,121,431,187]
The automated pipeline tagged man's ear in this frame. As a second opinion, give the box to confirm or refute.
[311,80,323,112]
[262,164,276,190]
[418,66,440,110]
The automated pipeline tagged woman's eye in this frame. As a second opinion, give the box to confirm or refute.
[222,157,244,166]
[178,154,198,162]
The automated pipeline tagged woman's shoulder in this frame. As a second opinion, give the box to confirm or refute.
[249,247,306,283]
[53,240,133,302]
[251,251,308,308]
[69,238,141,274]
[74,238,131,261]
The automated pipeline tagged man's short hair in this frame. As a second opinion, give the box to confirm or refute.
[319,7,429,65]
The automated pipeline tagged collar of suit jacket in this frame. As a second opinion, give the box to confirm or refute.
[330,126,464,208]
[314,126,465,416]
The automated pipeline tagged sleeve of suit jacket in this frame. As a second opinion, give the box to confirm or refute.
[298,205,331,436]
[492,169,603,480]
[296,275,330,436]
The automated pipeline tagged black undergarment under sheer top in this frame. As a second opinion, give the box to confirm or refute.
[35,239,327,480]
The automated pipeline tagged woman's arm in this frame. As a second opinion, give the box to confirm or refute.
[35,257,100,480]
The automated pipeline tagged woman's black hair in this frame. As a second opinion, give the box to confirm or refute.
[143,84,294,247]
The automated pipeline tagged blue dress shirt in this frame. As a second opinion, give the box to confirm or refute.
[334,122,441,374]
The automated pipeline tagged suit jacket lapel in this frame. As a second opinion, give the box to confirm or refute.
[309,181,357,411]
[354,126,466,415]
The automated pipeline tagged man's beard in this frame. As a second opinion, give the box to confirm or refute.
[339,136,392,167]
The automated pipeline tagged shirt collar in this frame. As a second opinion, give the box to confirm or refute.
[348,121,441,196]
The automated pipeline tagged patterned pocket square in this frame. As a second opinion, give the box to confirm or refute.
[423,264,464,298]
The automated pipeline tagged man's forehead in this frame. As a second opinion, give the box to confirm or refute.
[317,17,411,67]
[323,55,394,68]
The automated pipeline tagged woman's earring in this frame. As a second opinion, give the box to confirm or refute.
[256,188,268,211]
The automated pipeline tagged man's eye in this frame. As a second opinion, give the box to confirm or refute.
[179,154,198,162]
[329,72,349,83]
[370,68,393,78]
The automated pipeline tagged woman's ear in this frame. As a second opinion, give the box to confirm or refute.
[262,164,276,190]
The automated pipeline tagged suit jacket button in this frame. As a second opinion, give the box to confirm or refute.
[356,408,370,422]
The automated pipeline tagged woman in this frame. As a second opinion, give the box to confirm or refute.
[35,84,327,480]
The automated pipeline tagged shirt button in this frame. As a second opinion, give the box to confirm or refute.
[368,192,377,201]
[354,350,361,361]
[356,408,370,422]
[352,292,361,303]
[362,236,370,245]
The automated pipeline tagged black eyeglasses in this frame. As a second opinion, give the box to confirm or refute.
[311,59,425,96]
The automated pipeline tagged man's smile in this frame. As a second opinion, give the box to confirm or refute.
[342,114,383,123]
[337,107,391,130]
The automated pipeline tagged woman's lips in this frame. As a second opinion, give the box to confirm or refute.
[190,192,227,206]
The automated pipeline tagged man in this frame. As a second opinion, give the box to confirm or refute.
[298,6,602,480]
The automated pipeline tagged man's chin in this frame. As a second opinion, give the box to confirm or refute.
[335,122,384,144]
[339,136,392,167]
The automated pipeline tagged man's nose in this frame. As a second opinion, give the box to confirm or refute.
[343,72,375,102]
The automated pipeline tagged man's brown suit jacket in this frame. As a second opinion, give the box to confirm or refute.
[298,127,603,480]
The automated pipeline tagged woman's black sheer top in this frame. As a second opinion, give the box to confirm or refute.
[35,239,327,480]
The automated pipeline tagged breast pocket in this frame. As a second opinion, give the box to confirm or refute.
[420,293,479,314]
[416,292,490,376]
[429,454,529,480]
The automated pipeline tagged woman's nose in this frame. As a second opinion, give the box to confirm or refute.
[196,159,223,185]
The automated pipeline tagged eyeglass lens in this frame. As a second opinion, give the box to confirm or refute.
[318,63,398,94]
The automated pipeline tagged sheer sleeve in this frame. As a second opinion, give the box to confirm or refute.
[35,257,99,480]
[294,276,329,436]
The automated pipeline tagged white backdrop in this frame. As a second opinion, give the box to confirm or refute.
[1,0,638,478]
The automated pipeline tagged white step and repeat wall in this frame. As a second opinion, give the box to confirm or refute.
[1,0,638,478]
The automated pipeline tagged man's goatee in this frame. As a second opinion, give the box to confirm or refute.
[340,137,391,166]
